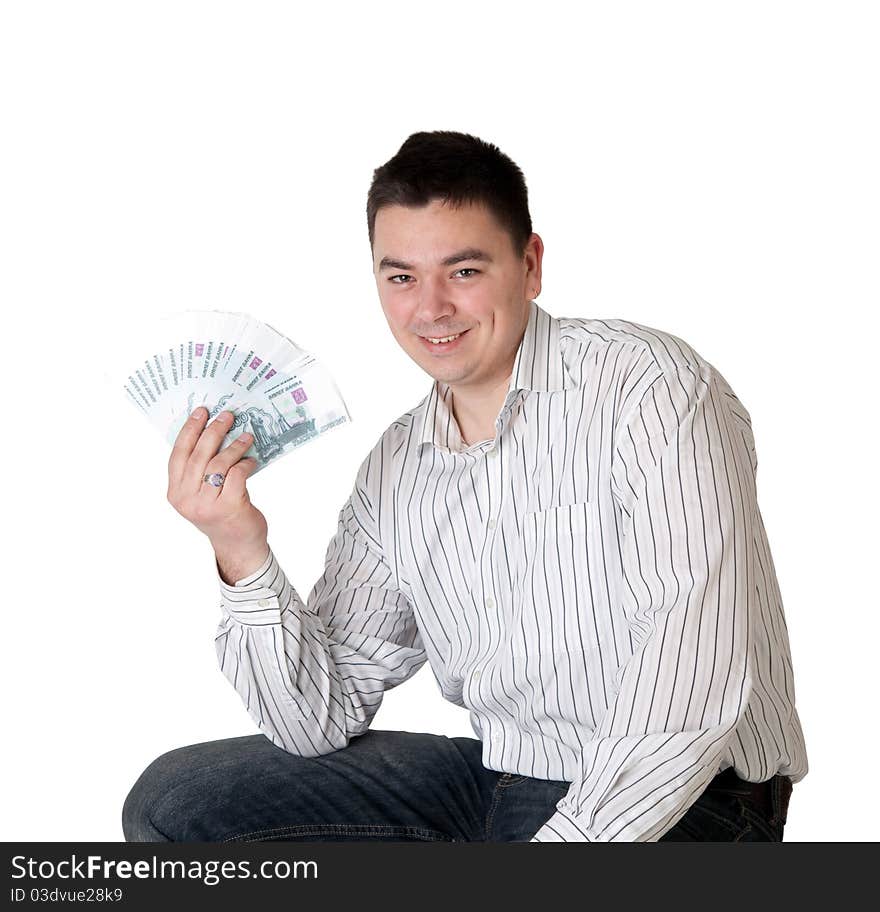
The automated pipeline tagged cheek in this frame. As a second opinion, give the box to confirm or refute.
[380,297,409,333]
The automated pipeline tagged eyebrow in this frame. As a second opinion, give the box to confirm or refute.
[377,247,494,271]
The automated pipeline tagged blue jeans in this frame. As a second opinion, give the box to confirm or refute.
[122,730,788,842]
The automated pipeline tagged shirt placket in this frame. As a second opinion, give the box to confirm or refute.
[467,415,509,752]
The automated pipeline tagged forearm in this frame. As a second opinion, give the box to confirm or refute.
[214,545,348,755]
[214,541,426,757]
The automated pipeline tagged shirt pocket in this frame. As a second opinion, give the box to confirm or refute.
[515,499,613,664]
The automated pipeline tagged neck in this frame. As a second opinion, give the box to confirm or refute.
[448,372,512,446]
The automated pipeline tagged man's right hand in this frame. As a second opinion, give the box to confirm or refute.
[167,407,269,582]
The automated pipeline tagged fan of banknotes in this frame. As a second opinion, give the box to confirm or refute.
[106,309,351,476]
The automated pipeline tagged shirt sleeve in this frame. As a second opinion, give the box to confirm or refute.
[530,362,756,842]
[214,465,428,757]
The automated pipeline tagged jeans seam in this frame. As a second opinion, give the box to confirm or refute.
[145,814,174,842]
[497,774,527,788]
[484,782,507,839]
[694,797,754,840]
[222,823,453,843]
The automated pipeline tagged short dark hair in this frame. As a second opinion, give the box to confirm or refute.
[366,131,533,258]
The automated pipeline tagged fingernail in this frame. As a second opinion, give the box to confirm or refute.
[191,407,206,420]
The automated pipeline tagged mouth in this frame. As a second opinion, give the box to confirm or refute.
[417,329,470,353]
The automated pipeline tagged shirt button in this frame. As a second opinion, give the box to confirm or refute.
[485,597,495,610]
[488,447,498,457]
[257,599,270,608]
[491,731,502,743]
[473,671,481,680]
[487,518,497,530]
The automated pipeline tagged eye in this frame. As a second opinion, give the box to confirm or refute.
[455,268,479,278]
[388,275,412,284]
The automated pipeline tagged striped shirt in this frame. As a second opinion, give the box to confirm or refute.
[214,299,809,842]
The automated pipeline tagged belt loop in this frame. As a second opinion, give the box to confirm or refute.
[773,775,792,826]
[771,775,781,825]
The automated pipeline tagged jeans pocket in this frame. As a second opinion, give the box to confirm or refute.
[736,796,784,842]
[662,789,752,841]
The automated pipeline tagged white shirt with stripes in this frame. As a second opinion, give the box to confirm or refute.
[214,299,809,842]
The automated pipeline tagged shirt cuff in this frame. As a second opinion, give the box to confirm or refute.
[217,545,283,626]
[529,804,607,842]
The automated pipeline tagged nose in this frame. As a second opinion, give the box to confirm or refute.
[414,275,456,325]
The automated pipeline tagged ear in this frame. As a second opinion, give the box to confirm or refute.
[524,232,543,298]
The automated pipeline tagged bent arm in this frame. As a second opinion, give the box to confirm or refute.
[214,491,427,757]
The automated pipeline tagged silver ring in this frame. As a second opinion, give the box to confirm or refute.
[203,472,225,488]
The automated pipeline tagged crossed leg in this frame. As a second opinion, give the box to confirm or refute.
[123,729,503,843]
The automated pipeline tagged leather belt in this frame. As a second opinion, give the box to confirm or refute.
[710,765,793,825]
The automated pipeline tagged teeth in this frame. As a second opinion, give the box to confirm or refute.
[426,333,462,344]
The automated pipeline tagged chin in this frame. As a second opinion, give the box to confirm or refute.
[418,362,450,381]
[413,356,461,382]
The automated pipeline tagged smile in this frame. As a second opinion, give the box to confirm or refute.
[418,329,470,352]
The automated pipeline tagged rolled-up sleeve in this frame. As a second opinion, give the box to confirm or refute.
[531,362,756,842]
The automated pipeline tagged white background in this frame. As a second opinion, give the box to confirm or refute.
[2,1,877,841]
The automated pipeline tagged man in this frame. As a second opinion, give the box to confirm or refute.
[123,131,808,842]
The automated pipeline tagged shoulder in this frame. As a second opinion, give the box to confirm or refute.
[557,314,713,381]
[558,314,753,435]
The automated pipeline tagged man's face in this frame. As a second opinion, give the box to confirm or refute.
[372,198,542,392]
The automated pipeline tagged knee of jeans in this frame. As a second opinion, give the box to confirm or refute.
[121,794,158,842]
[121,748,191,842]
[121,778,158,842]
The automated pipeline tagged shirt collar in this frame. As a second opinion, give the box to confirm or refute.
[416,300,578,451]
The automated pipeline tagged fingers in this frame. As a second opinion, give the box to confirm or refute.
[185,409,246,493]
[168,407,247,499]
[214,456,260,503]
[198,430,256,498]
[168,406,211,494]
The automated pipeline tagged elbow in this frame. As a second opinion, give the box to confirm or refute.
[258,708,353,758]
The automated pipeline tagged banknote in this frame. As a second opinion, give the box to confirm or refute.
[107,309,351,475]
